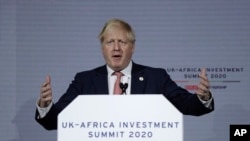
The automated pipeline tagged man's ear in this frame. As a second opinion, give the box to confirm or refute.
[132,45,135,53]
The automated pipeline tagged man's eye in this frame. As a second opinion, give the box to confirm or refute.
[106,40,114,45]
[119,40,128,45]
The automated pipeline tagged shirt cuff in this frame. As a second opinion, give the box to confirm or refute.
[36,99,53,119]
[197,95,213,109]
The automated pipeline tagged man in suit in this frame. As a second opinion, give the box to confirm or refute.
[36,18,214,130]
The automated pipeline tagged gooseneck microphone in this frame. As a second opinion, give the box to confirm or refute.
[119,83,128,94]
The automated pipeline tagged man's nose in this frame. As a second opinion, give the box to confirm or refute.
[113,41,121,50]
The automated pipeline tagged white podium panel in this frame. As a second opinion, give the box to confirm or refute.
[58,95,183,141]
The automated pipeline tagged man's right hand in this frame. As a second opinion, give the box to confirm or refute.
[39,75,53,108]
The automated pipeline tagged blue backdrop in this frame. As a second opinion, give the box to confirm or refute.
[1,0,250,140]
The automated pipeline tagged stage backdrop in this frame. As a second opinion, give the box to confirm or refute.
[1,0,250,141]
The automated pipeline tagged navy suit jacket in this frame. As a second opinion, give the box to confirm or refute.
[36,62,214,130]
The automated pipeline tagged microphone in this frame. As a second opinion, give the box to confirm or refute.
[119,83,128,94]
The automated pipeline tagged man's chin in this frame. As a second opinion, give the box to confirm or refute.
[113,66,123,71]
[110,64,123,71]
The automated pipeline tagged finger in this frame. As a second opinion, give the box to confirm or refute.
[40,83,51,94]
[195,90,204,97]
[201,68,206,76]
[195,87,209,100]
[39,96,52,107]
[39,88,52,107]
[196,79,210,95]
[41,88,52,98]
[196,69,212,100]
[42,75,51,87]
[40,95,52,102]
[196,85,211,101]
[39,75,53,107]
[195,90,211,101]
[40,75,52,98]
[199,68,208,80]
[46,75,51,84]
[199,68,210,89]
[200,78,210,89]
[197,83,209,93]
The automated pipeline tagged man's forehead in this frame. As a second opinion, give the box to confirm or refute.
[106,25,126,32]
[104,28,127,38]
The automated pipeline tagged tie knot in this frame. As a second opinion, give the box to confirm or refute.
[113,71,123,77]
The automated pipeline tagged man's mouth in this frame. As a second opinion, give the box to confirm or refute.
[112,55,122,59]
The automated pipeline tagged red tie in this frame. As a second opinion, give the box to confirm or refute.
[113,72,122,94]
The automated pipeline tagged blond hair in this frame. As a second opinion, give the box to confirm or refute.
[98,18,136,44]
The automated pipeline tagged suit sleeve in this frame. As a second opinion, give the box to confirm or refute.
[35,73,84,130]
[160,69,214,116]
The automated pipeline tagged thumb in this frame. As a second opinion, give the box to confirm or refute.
[200,68,206,77]
[45,75,51,84]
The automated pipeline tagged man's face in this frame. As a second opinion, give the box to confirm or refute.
[102,26,134,71]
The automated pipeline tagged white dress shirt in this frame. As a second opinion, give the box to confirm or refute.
[107,61,132,95]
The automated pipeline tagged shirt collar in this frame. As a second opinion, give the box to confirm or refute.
[107,61,132,77]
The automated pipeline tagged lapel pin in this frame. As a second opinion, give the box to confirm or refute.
[139,77,144,81]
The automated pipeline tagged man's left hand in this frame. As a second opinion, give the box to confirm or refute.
[195,68,211,101]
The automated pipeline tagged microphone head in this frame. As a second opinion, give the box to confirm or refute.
[124,83,128,88]
[119,83,128,89]
[119,83,128,94]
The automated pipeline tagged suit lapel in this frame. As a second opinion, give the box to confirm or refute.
[131,63,146,94]
[94,65,109,94]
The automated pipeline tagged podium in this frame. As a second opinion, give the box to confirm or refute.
[58,95,183,141]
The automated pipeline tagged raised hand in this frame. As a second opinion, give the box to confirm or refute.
[195,68,211,101]
[39,75,53,108]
